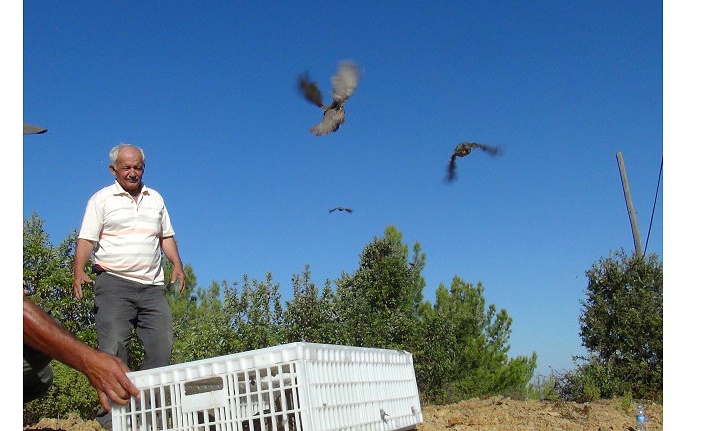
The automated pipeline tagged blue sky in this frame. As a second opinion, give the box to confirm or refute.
[17,1,668,381]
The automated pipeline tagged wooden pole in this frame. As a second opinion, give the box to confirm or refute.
[616,152,643,257]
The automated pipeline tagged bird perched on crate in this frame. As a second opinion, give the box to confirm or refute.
[298,60,361,136]
[328,207,353,213]
[447,142,502,181]
[380,408,391,423]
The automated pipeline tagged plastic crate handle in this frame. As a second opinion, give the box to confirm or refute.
[181,377,228,413]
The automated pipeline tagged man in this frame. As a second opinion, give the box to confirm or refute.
[23,123,140,411]
[72,143,185,428]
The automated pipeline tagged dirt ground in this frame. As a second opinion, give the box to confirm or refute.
[417,396,663,431]
[24,397,663,431]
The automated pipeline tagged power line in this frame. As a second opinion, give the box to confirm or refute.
[643,157,663,255]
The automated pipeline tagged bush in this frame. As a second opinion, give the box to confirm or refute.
[555,356,624,402]
[579,250,662,400]
[526,375,559,401]
[23,361,99,421]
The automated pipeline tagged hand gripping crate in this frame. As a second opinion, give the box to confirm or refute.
[112,342,424,431]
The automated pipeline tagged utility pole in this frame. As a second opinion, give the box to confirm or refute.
[616,152,643,257]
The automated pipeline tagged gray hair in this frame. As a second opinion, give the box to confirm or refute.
[109,143,146,169]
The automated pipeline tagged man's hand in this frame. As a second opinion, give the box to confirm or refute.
[72,270,93,300]
[170,271,186,293]
[84,350,141,412]
[72,238,96,300]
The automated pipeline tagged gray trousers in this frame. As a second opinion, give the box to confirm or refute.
[94,273,174,427]
[23,344,54,403]
[93,272,174,369]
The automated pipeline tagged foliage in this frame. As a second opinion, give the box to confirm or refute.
[525,375,559,401]
[282,265,348,344]
[224,273,285,352]
[420,276,537,404]
[620,390,633,415]
[554,355,619,402]
[23,213,96,341]
[331,226,535,405]
[412,302,458,404]
[170,279,241,363]
[23,213,102,419]
[575,249,662,401]
[23,362,100,420]
[334,226,423,350]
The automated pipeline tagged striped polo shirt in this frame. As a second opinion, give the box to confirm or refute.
[78,180,176,285]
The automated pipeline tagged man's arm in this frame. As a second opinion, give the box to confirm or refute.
[23,296,140,411]
[161,236,186,292]
[72,238,95,300]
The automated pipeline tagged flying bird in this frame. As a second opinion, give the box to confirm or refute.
[298,60,361,136]
[447,142,502,181]
[328,207,353,213]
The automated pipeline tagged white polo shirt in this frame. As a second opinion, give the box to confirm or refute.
[78,180,176,285]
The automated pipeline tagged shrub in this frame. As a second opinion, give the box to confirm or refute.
[23,361,99,421]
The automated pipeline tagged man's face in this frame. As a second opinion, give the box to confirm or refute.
[110,147,144,195]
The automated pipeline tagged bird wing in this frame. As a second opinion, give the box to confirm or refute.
[298,72,326,108]
[447,154,458,181]
[458,142,502,156]
[331,61,360,105]
[24,123,47,135]
[344,208,353,213]
[477,143,502,156]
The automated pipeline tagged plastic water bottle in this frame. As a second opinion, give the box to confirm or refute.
[635,404,647,431]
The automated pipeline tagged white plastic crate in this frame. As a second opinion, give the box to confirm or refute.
[112,342,424,431]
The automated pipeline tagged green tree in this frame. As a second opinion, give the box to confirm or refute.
[282,265,347,344]
[164,257,240,364]
[422,276,536,403]
[225,273,284,352]
[334,226,423,350]
[23,213,99,419]
[23,213,95,340]
[170,279,240,363]
[411,300,457,404]
[331,226,534,404]
[576,249,663,400]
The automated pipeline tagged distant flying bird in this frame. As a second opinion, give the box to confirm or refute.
[328,207,353,213]
[447,142,502,181]
[298,60,361,136]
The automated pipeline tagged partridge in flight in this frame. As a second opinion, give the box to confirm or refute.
[328,207,353,213]
[298,60,361,136]
[447,142,502,181]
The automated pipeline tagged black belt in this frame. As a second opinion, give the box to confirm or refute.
[92,264,106,274]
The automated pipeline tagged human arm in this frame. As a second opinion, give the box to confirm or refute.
[72,238,95,300]
[161,236,185,293]
[23,296,140,411]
